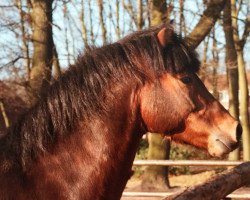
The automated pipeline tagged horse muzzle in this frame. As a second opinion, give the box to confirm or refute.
[208,122,242,157]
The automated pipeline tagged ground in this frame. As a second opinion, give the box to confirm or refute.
[121,170,250,200]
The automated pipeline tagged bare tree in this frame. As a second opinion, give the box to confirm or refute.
[211,28,219,99]
[122,0,137,30]
[52,42,61,80]
[63,2,70,66]
[146,0,151,27]
[80,0,88,47]
[179,0,186,37]
[88,0,95,45]
[223,0,240,160]
[185,0,227,49]
[231,0,250,161]
[28,0,54,105]
[137,0,143,30]
[150,0,166,25]
[200,36,209,82]
[15,0,31,80]
[115,0,121,39]
[97,0,107,44]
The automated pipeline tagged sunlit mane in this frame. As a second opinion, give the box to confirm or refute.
[0,25,200,172]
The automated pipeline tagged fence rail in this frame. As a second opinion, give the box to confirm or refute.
[122,192,250,198]
[133,159,244,166]
[122,160,250,199]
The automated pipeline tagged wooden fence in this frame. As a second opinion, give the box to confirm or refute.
[122,160,250,199]
[133,160,243,166]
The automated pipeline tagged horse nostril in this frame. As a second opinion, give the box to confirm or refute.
[236,123,242,142]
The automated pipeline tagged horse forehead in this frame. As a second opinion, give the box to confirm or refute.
[140,73,179,92]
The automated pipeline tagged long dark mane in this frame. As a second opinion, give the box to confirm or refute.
[0,25,200,173]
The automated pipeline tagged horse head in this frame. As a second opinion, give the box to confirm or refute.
[139,26,242,157]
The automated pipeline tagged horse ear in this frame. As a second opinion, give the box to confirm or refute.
[157,26,174,47]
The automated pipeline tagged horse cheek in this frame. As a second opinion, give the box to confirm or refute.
[140,92,180,133]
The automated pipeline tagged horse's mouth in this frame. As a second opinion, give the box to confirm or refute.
[216,139,231,151]
[217,138,240,151]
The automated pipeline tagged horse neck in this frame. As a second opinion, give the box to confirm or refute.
[88,82,144,199]
[24,81,145,200]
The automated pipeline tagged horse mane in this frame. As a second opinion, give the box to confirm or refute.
[0,25,200,172]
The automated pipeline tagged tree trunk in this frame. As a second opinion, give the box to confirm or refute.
[16,0,31,80]
[0,101,9,128]
[179,0,186,37]
[211,28,219,99]
[237,50,250,161]
[115,0,121,39]
[163,162,250,200]
[63,3,70,66]
[141,0,170,191]
[122,0,137,29]
[137,0,143,30]
[223,0,240,160]
[146,0,151,27]
[149,0,167,26]
[88,0,95,45]
[29,0,53,105]
[184,0,227,49]
[200,36,209,82]
[142,135,171,190]
[52,42,61,80]
[97,0,107,44]
[231,0,250,161]
[80,0,88,47]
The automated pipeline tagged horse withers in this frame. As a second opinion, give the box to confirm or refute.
[0,25,241,199]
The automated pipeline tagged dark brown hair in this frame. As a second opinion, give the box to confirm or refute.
[0,25,200,172]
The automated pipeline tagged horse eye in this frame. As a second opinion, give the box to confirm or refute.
[180,76,192,84]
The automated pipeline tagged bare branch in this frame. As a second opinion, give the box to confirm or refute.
[122,0,137,28]
[0,56,23,70]
[0,4,17,8]
[0,101,10,128]
[240,14,250,48]
[184,0,227,49]
[163,162,250,200]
